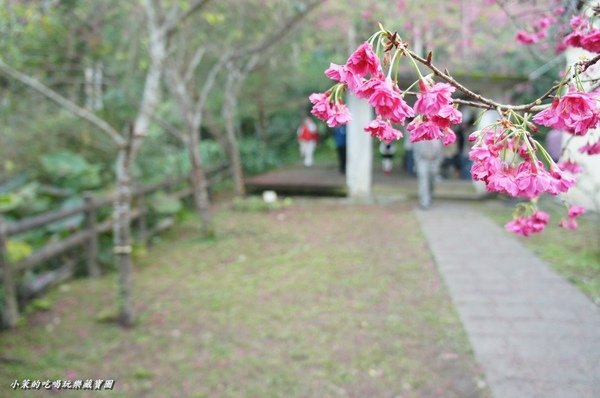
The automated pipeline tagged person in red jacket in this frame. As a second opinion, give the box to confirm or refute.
[297,116,318,167]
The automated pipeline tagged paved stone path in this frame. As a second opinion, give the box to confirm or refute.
[416,202,600,398]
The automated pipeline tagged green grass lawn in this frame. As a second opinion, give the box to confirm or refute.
[1,200,488,397]
[481,197,600,305]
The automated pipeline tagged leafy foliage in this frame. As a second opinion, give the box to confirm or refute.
[40,151,102,191]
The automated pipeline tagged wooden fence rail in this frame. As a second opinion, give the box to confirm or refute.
[0,164,229,328]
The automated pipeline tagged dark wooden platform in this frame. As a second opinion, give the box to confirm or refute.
[245,164,347,196]
[245,164,490,200]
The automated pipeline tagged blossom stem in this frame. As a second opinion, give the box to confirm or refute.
[404,49,424,80]
[402,77,425,97]
[367,31,383,47]
[331,83,344,104]
[386,49,402,79]
[534,140,557,168]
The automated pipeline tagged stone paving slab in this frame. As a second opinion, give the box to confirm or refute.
[416,202,600,398]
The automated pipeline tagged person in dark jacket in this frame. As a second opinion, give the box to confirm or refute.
[332,125,347,174]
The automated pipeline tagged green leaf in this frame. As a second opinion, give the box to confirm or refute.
[150,192,182,215]
[6,240,33,263]
[0,193,22,213]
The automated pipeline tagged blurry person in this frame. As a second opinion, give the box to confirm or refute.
[379,141,397,175]
[297,116,318,167]
[413,138,444,209]
[546,129,563,162]
[332,124,347,174]
[404,138,415,176]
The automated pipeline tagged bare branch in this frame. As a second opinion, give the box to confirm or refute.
[151,115,188,143]
[165,59,193,117]
[0,58,125,147]
[184,46,206,84]
[493,0,547,63]
[407,49,600,112]
[229,0,325,61]
[164,0,213,38]
[192,53,230,127]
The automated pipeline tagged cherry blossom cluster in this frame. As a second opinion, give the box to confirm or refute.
[505,210,549,236]
[309,38,461,144]
[533,86,600,135]
[309,21,600,236]
[516,15,557,45]
[468,125,575,201]
[562,15,600,54]
[559,205,586,229]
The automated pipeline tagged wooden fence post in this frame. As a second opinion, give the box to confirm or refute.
[83,193,100,277]
[0,218,18,328]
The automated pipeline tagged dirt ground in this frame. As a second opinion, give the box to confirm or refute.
[1,200,489,398]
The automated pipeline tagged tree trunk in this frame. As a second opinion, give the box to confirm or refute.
[114,147,134,327]
[256,93,268,145]
[187,123,214,237]
[223,90,245,196]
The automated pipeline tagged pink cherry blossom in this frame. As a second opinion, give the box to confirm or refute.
[516,31,539,45]
[309,92,332,121]
[355,77,383,100]
[414,80,455,116]
[568,205,586,218]
[434,105,462,125]
[559,218,578,229]
[553,6,565,16]
[346,42,382,78]
[324,63,362,92]
[580,31,600,53]
[325,103,352,128]
[534,16,555,31]
[561,15,600,53]
[505,211,550,236]
[558,160,583,174]
[579,140,600,155]
[571,15,590,31]
[468,131,480,142]
[532,87,600,135]
[364,117,403,143]
[548,167,577,195]
[514,161,553,199]
[368,78,414,124]
[468,127,574,199]
[559,205,586,229]
[516,16,555,46]
[309,92,352,128]
[443,130,457,146]
[407,117,443,142]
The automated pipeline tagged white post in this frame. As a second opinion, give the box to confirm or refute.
[471,109,501,195]
[346,94,373,198]
[563,47,600,210]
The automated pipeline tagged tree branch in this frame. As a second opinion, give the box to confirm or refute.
[229,0,325,61]
[407,49,600,113]
[184,46,206,84]
[164,0,213,38]
[0,58,126,147]
[151,115,188,143]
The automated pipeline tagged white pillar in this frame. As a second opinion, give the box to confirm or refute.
[563,47,600,210]
[471,109,501,195]
[346,94,373,198]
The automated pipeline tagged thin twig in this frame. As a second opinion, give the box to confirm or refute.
[407,49,600,113]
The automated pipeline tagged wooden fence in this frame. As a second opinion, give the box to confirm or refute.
[0,164,229,328]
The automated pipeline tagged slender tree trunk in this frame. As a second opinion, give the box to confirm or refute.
[114,147,134,327]
[223,89,245,196]
[256,93,268,145]
[187,122,214,237]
